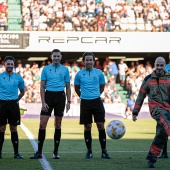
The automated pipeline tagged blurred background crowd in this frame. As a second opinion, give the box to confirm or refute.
[0,0,170,32]
[0,58,153,106]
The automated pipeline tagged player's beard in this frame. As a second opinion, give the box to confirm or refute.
[6,67,13,74]
[86,64,92,70]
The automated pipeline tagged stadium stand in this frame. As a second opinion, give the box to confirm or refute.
[8,0,22,31]
[1,0,170,32]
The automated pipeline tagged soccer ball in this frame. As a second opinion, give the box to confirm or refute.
[106,120,126,139]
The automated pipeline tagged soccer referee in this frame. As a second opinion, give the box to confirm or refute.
[74,52,110,159]
[0,56,25,159]
[30,49,71,159]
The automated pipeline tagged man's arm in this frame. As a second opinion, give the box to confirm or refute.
[18,89,26,102]
[66,82,71,102]
[40,80,48,112]
[65,82,71,112]
[74,85,81,97]
[100,84,105,94]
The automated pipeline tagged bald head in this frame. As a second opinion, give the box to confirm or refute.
[155,56,166,76]
[155,57,166,65]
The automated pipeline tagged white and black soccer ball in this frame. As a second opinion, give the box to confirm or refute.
[106,120,126,139]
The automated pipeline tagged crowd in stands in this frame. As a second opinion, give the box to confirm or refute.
[0,0,170,32]
[0,0,8,30]
[0,57,154,106]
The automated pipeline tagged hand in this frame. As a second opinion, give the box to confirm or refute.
[66,102,70,113]
[132,115,137,122]
[42,103,49,112]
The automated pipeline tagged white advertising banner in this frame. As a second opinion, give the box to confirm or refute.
[0,31,170,52]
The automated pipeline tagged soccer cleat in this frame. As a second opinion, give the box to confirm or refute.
[147,161,155,168]
[85,150,93,159]
[53,152,60,159]
[30,151,42,159]
[14,153,23,159]
[158,153,168,158]
[101,150,111,159]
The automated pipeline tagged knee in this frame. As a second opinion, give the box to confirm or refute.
[84,124,92,131]
[55,123,61,129]
[97,123,105,130]
[39,122,47,130]
[10,125,17,132]
[0,126,6,132]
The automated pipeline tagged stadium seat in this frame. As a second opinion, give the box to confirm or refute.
[8,11,21,17]
[136,18,145,31]
[145,21,153,32]
[120,18,128,31]
[8,18,21,24]
[128,18,136,31]
[8,0,21,4]
[8,24,22,31]
[8,5,21,10]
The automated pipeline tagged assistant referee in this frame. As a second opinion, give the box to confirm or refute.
[0,56,25,159]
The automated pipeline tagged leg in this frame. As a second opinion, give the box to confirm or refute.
[53,116,62,159]
[0,125,6,158]
[157,112,170,158]
[96,122,110,159]
[30,115,49,159]
[84,124,93,159]
[158,135,168,158]
[146,121,167,168]
[38,115,49,152]
[10,125,23,159]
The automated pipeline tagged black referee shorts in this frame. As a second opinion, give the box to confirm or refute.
[0,100,20,126]
[41,90,66,117]
[80,97,105,125]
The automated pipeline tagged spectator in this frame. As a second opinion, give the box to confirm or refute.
[152,16,163,32]
[94,60,103,70]
[16,0,170,32]
[0,12,7,30]
[109,60,118,83]
[118,59,128,87]
[0,2,7,17]
[125,94,135,119]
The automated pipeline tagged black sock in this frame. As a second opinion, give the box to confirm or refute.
[11,132,19,154]
[54,129,61,153]
[38,129,46,153]
[84,130,92,151]
[99,129,106,151]
[0,132,5,154]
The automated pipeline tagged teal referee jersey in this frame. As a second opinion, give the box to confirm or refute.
[0,72,25,100]
[74,68,105,100]
[41,63,70,92]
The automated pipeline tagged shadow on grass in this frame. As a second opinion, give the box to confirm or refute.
[1,138,170,170]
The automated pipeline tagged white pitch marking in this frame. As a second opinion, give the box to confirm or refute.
[20,122,53,170]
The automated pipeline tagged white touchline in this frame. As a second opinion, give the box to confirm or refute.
[20,122,53,170]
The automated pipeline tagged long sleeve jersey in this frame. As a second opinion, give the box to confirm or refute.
[132,71,170,116]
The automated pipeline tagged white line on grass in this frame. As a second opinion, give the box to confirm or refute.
[4,150,170,154]
[20,122,53,170]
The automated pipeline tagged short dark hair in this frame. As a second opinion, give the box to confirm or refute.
[82,52,95,61]
[51,49,61,54]
[4,56,15,62]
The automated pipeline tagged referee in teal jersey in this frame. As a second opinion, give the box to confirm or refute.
[30,49,71,159]
[0,56,25,159]
[74,52,110,159]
